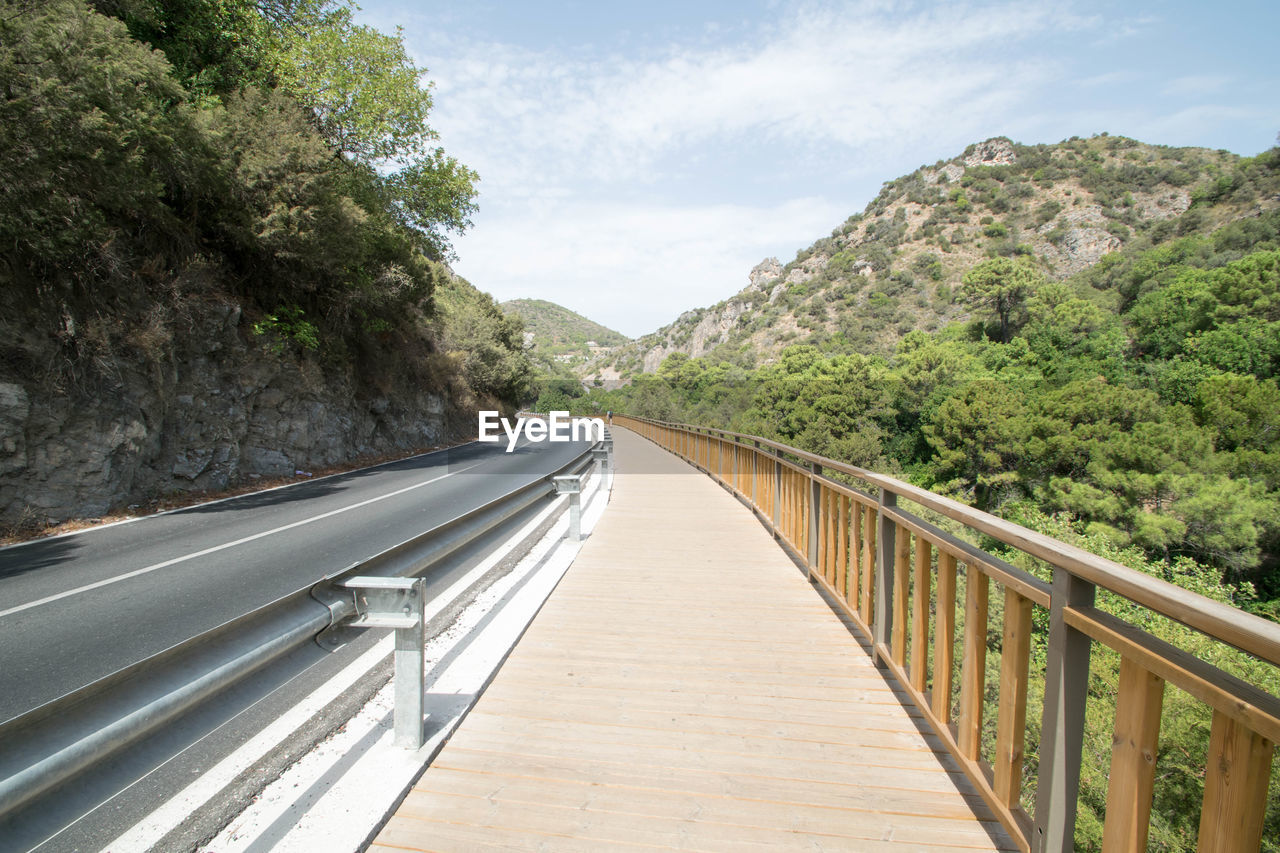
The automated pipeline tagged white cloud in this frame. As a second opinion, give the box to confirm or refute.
[1077,70,1137,87]
[1162,74,1231,97]
[422,1,1082,194]
[405,1,1098,336]
[450,196,848,337]
[346,0,1275,341]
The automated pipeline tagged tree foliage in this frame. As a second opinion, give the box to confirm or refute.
[1,0,520,407]
[960,257,1045,342]
[587,210,1280,614]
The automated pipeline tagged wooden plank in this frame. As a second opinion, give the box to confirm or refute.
[402,774,1015,848]
[861,503,876,623]
[822,486,834,583]
[959,566,989,761]
[837,494,849,601]
[1196,711,1274,853]
[780,467,789,544]
[912,536,932,693]
[818,485,828,581]
[799,470,809,553]
[933,552,958,723]
[882,505,1050,609]
[893,522,911,666]
[785,468,794,547]
[438,739,982,795]
[1102,656,1164,853]
[993,589,1032,808]
[1065,606,1280,744]
[850,501,863,607]
[372,428,1014,853]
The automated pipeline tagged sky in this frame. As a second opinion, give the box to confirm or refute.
[354,0,1279,338]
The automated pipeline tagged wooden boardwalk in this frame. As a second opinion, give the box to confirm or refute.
[371,429,1016,852]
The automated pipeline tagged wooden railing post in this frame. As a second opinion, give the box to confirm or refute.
[808,462,822,582]
[873,489,897,669]
[1103,657,1164,852]
[771,448,782,537]
[1197,713,1274,852]
[751,440,761,508]
[1033,568,1095,853]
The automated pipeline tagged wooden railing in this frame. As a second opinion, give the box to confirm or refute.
[613,414,1280,853]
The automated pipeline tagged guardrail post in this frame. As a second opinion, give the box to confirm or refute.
[553,474,584,540]
[808,462,822,582]
[873,489,897,669]
[1033,568,1096,853]
[339,577,425,748]
[591,447,612,498]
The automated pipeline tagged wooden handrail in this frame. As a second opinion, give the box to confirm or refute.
[618,416,1280,669]
[613,413,1279,853]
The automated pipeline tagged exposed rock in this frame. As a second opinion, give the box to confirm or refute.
[641,345,668,374]
[1133,188,1191,220]
[1041,216,1122,276]
[0,298,456,526]
[0,383,29,477]
[748,258,783,290]
[784,253,830,286]
[964,138,1017,168]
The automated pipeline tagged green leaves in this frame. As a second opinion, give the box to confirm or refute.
[959,256,1045,342]
[276,6,431,163]
[270,4,478,253]
[923,381,1027,510]
[0,0,193,279]
[746,347,893,469]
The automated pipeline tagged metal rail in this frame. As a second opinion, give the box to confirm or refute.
[0,443,599,820]
[615,414,1279,853]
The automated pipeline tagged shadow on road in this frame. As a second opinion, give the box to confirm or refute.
[0,535,83,581]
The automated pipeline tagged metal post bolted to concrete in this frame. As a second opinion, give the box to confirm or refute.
[339,577,426,748]
[553,474,584,540]
[592,447,612,499]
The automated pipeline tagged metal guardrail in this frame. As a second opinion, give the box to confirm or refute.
[615,414,1280,853]
[0,442,602,820]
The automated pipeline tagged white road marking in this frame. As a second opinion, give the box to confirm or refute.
[0,442,482,555]
[0,462,483,619]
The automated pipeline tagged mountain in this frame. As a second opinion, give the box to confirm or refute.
[501,298,630,376]
[592,134,1275,378]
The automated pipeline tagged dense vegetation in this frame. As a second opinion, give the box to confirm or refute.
[0,0,529,407]
[579,145,1280,610]
[554,144,1280,850]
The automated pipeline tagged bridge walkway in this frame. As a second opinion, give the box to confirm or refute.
[370,428,1016,851]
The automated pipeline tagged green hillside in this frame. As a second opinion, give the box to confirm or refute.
[596,135,1272,377]
[573,136,1280,601]
[501,298,629,376]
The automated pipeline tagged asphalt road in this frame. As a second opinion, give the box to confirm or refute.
[0,436,590,723]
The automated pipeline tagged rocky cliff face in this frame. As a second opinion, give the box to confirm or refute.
[0,297,458,528]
